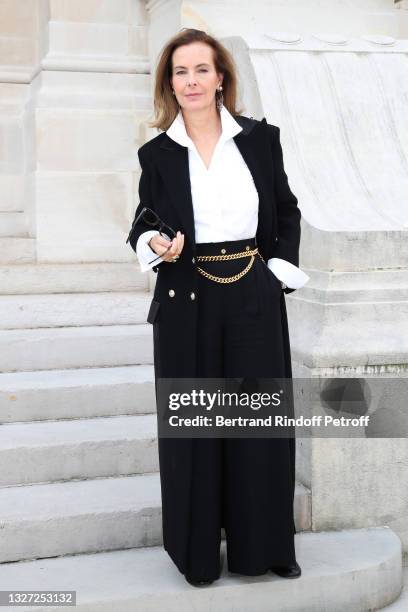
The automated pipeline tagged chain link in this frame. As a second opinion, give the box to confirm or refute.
[196,247,258,262]
[195,247,265,284]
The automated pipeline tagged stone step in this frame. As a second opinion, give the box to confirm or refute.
[0,474,311,563]
[0,528,402,611]
[298,269,408,303]
[379,559,408,610]
[0,324,153,373]
[0,414,158,486]
[0,291,151,329]
[0,238,35,264]
[0,262,148,295]
[0,365,155,423]
[0,212,26,237]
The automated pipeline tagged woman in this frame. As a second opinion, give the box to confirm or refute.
[127,28,310,587]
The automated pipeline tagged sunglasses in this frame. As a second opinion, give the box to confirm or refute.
[127,206,177,265]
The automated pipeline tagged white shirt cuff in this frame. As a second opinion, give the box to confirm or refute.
[267,257,310,289]
[136,230,171,273]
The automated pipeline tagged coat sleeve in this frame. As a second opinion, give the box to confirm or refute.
[126,145,160,273]
[268,124,303,295]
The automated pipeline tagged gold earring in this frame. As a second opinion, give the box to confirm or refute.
[216,85,223,111]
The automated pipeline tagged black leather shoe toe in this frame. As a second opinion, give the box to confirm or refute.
[185,575,214,587]
[269,561,301,578]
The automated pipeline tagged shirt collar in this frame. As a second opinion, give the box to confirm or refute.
[166,105,243,149]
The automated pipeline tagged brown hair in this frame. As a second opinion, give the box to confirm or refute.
[148,28,244,132]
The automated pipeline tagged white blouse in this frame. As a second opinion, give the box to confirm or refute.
[136,105,309,290]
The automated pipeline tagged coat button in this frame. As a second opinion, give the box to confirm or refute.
[169,289,175,297]
[190,292,195,300]
[275,237,278,241]
[192,257,195,264]
[221,248,226,254]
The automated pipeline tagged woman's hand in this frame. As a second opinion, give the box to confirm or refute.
[148,231,184,262]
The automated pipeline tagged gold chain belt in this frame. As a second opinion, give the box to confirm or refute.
[196,247,265,284]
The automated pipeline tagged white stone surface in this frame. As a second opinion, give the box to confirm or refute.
[0,0,48,77]
[0,113,24,172]
[0,172,26,212]
[299,225,408,271]
[36,71,151,110]
[33,70,152,262]
[287,295,408,369]
[381,560,408,610]
[0,413,158,486]
[147,0,403,63]
[0,528,402,612]
[0,238,36,264]
[32,80,148,259]
[0,472,162,563]
[0,364,155,423]
[0,324,153,372]
[251,47,408,232]
[311,439,408,553]
[0,291,152,329]
[45,0,148,71]
[290,269,408,298]
[0,262,148,295]
[0,212,26,236]
[49,0,131,23]
[36,113,139,171]
[35,170,134,262]
[49,22,131,56]
[0,81,35,246]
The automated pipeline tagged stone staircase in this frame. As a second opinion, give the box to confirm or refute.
[0,262,404,611]
[0,238,36,265]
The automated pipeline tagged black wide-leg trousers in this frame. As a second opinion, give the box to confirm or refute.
[185,237,297,581]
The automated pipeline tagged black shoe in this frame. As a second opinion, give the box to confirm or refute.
[269,561,301,578]
[185,575,214,587]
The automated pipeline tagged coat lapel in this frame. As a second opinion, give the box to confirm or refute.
[157,115,270,255]
[232,118,273,258]
[156,143,196,249]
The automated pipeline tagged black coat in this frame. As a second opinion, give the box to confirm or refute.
[127,114,301,374]
[127,114,301,574]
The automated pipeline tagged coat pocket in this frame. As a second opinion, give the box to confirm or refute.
[265,266,283,292]
[147,299,160,324]
[259,257,282,292]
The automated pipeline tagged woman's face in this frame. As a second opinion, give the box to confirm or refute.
[170,41,223,112]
